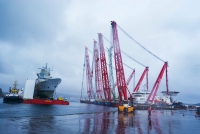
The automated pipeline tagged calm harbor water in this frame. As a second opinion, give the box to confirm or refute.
[0,98,200,134]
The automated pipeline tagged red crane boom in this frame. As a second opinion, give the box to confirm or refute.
[98,33,112,101]
[147,62,168,103]
[114,69,135,87]
[93,40,103,99]
[111,21,128,102]
[133,67,149,92]
[126,69,135,86]
[85,47,93,99]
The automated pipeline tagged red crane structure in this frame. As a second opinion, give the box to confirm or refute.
[133,67,149,92]
[147,62,169,103]
[126,69,135,86]
[98,33,112,101]
[111,21,128,103]
[114,69,135,87]
[85,47,93,99]
[93,40,104,99]
[117,24,170,105]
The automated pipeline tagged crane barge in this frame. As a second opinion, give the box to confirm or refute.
[80,21,184,110]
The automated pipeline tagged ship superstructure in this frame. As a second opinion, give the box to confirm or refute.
[132,90,179,105]
[33,64,61,99]
[132,90,150,104]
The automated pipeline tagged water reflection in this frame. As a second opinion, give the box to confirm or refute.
[1,109,200,134]
[148,115,152,130]
[2,100,200,133]
[81,112,155,133]
[84,117,90,133]
[101,112,110,133]
[18,116,55,133]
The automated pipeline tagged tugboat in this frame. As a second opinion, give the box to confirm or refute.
[3,81,23,103]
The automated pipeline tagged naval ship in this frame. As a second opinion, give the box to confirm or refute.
[33,64,61,99]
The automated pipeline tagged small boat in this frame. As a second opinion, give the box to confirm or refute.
[3,81,23,103]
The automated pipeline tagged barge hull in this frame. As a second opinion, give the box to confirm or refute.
[80,100,120,107]
[23,99,69,105]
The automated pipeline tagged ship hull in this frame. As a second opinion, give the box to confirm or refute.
[23,99,69,105]
[34,78,61,99]
[3,96,23,103]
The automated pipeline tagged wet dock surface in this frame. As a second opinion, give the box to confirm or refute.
[0,99,200,134]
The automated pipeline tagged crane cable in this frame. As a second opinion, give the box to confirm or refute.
[80,55,86,99]
[88,47,133,71]
[117,24,165,63]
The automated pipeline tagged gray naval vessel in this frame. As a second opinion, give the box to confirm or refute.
[33,64,61,99]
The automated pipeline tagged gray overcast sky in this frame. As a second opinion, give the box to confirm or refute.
[0,0,199,103]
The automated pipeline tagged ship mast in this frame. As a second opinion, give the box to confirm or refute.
[12,80,18,90]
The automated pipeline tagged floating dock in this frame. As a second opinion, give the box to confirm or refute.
[80,99,187,110]
[23,99,69,105]
[134,104,173,110]
[80,99,120,107]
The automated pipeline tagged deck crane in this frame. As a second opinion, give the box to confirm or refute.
[92,44,133,101]
[126,69,135,86]
[112,64,135,101]
[85,47,93,99]
[114,69,135,87]
[120,51,149,92]
[93,40,104,99]
[103,35,149,93]
[147,62,168,104]
[107,46,116,100]
[86,46,129,101]
[133,67,149,92]
[111,21,134,113]
[98,33,112,101]
[117,24,169,104]
[107,53,135,101]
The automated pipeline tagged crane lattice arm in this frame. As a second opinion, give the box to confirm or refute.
[114,69,135,87]
[111,21,128,102]
[147,62,168,103]
[93,40,103,99]
[98,33,112,101]
[133,67,149,92]
[85,47,93,99]
[126,69,135,86]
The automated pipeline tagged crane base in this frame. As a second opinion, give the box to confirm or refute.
[23,99,69,105]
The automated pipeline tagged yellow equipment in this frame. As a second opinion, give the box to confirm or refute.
[57,97,64,101]
[118,104,134,113]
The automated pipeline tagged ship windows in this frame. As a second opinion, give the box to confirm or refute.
[135,95,142,97]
